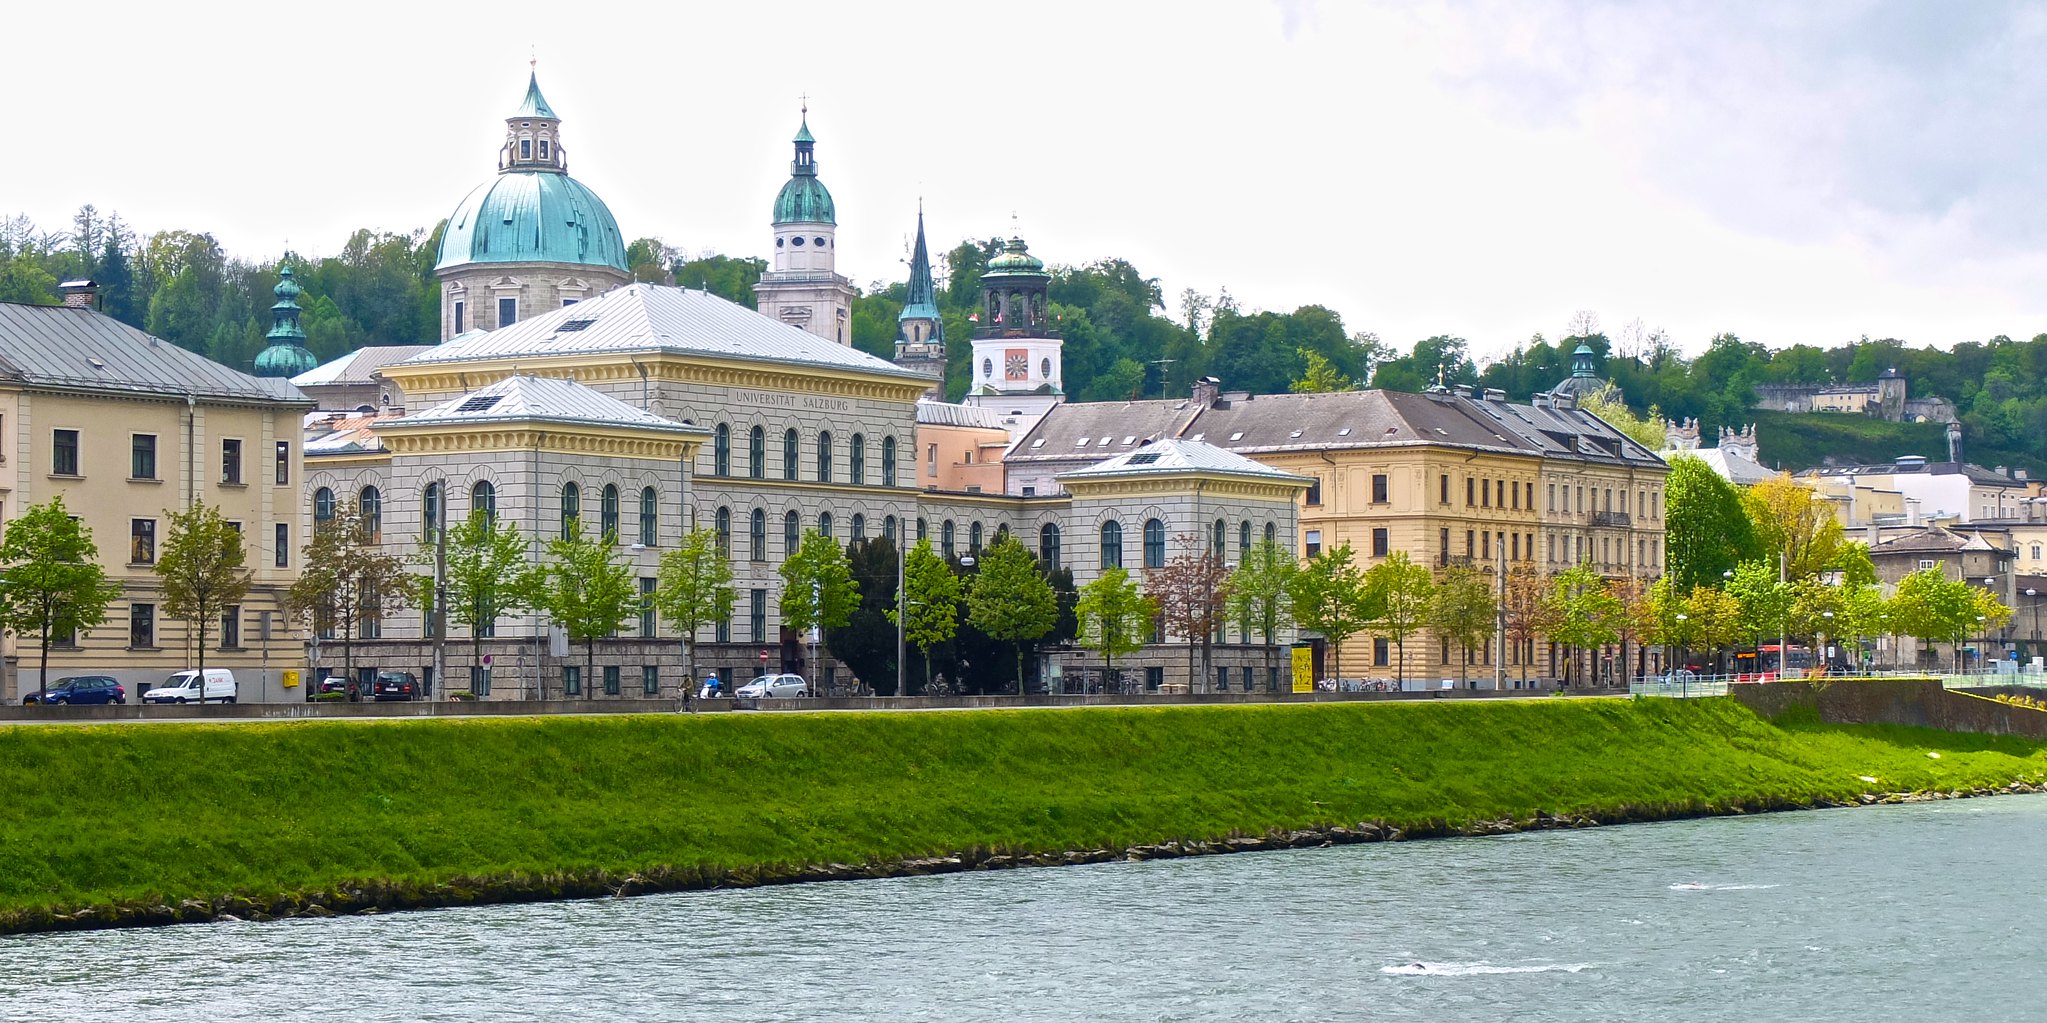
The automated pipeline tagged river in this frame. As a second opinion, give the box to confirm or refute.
[5,795,2043,1021]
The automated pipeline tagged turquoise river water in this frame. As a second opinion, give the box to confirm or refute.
[3,794,2044,1021]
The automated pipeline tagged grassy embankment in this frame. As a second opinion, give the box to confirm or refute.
[3,697,2045,928]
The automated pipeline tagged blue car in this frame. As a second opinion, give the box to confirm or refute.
[22,675,126,705]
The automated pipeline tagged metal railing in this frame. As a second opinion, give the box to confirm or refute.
[1630,665,2047,698]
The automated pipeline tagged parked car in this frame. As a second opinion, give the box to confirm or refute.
[735,673,809,698]
[21,676,125,705]
[143,668,237,704]
[372,671,419,702]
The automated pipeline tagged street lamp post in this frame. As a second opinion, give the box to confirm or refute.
[1820,609,1835,677]
[1721,568,1736,677]
[1673,612,1689,698]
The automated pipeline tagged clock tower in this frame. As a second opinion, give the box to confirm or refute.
[961,230,1064,429]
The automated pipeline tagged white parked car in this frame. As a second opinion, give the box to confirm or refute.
[735,673,809,698]
[144,668,238,704]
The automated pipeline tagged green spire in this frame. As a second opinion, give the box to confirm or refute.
[772,103,835,224]
[514,69,557,119]
[898,206,941,329]
[254,264,318,378]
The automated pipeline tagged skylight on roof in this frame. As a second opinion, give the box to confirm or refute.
[1229,432,1244,441]
[1127,453,1162,465]
[455,395,504,414]
[555,318,599,333]
[1190,433,1204,441]
[1336,428,1351,437]
[1076,437,1090,447]
[1122,436,1136,445]
[1030,439,1045,448]
[1289,430,1303,439]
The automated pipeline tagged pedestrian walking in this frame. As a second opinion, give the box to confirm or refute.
[680,675,695,714]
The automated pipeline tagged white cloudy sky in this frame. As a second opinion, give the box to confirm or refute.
[7,0,2044,363]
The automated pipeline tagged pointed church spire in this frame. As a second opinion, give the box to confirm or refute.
[501,66,566,173]
[514,65,557,119]
[900,205,940,328]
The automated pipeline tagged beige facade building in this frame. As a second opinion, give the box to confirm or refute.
[914,401,1008,494]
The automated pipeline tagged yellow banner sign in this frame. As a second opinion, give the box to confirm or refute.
[1291,645,1314,693]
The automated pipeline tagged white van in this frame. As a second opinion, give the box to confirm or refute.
[143,668,238,704]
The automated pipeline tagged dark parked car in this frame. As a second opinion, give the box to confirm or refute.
[22,676,126,705]
[372,672,419,702]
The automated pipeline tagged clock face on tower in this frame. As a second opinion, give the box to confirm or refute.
[1004,348,1029,381]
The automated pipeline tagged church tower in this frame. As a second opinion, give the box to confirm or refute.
[962,229,1064,425]
[892,206,946,398]
[252,264,318,378]
[754,105,857,344]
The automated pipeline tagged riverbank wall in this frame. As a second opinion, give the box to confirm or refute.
[1729,677,2047,738]
[4,697,2044,936]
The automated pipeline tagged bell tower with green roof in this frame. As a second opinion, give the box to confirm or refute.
[754,102,857,346]
[252,264,319,378]
[961,222,1064,427]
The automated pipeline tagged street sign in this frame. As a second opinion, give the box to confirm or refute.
[281,669,301,689]
[483,654,493,665]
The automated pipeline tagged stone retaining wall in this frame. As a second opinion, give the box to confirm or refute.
[1728,678,2047,739]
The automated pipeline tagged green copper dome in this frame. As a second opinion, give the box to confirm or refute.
[772,111,835,225]
[254,265,318,378]
[983,235,1046,277]
[435,171,629,272]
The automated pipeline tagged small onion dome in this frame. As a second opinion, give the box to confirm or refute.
[984,236,1047,277]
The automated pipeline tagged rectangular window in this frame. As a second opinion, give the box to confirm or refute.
[751,588,767,644]
[1306,477,1323,506]
[221,605,241,649]
[715,609,731,644]
[639,577,657,636]
[1511,481,1520,510]
[1371,474,1389,504]
[1216,666,1230,692]
[131,434,156,480]
[604,665,621,696]
[1374,637,1390,667]
[1481,479,1491,508]
[1305,529,1322,558]
[1547,483,1556,512]
[453,299,465,334]
[563,666,581,696]
[221,439,242,484]
[1439,527,1450,559]
[1482,532,1491,560]
[1577,486,1585,512]
[1465,529,1474,557]
[1145,666,1164,691]
[130,602,155,649]
[498,296,518,328]
[52,429,78,476]
[642,665,660,696]
[130,518,156,564]
[1440,474,1450,505]
[275,441,290,485]
[1466,477,1475,506]
[1441,636,1451,664]
[1511,533,1520,561]
[275,522,289,568]
[1371,527,1389,557]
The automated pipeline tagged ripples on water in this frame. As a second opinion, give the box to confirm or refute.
[4,796,2044,1022]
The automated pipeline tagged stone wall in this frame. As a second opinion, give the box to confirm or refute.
[1728,678,2047,739]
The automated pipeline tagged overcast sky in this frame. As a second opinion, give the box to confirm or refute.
[8,0,2044,364]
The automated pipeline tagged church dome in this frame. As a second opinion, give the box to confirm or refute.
[435,171,629,273]
[984,235,1046,277]
[773,175,836,225]
[253,341,319,378]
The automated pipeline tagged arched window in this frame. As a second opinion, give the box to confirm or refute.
[749,426,766,479]
[882,436,897,486]
[1265,521,1277,545]
[942,520,957,559]
[750,509,767,562]
[472,481,496,526]
[851,514,866,542]
[600,484,621,542]
[1144,518,1167,568]
[359,486,382,541]
[713,424,730,476]
[423,481,442,540]
[313,487,335,528]
[1239,520,1252,556]
[969,521,984,555]
[916,517,928,541]
[1040,523,1061,569]
[783,429,799,481]
[639,487,658,546]
[784,510,800,558]
[997,523,1010,542]
[819,511,834,539]
[1212,518,1226,557]
[561,482,580,539]
[850,433,865,485]
[817,431,833,482]
[883,515,898,544]
[715,506,731,557]
[1101,520,1124,568]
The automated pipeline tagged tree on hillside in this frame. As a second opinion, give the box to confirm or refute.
[288,500,411,687]
[435,510,537,692]
[1428,565,1496,684]
[655,526,736,689]
[780,530,861,689]
[532,518,638,699]
[967,533,1059,694]
[1664,456,1759,592]
[892,538,962,694]
[0,497,120,695]
[1227,537,1298,692]
[1289,543,1370,683]
[1147,535,1234,692]
[155,502,251,684]
[1289,348,1353,393]
[1365,551,1434,685]
[1075,566,1155,688]
[1579,384,1669,451]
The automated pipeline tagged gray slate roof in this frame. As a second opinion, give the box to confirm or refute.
[1183,390,1543,457]
[916,401,1007,429]
[1004,397,1204,464]
[1872,524,2003,554]
[1057,438,1311,485]
[390,374,706,435]
[292,345,437,387]
[401,283,930,382]
[0,302,308,404]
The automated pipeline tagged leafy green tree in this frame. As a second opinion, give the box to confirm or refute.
[967,533,1059,694]
[434,510,536,690]
[1837,583,1889,670]
[825,538,904,694]
[1502,567,1554,684]
[1664,456,1759,592]
[1725,559,1791,649]
[1579,384,1668,450]
[1742,474,1850,581]
[1428,565,1496,683]
[1075,566,1156,686]
[673,253,766,307]
[287,500,411,686]
[1227,538,1298,691]
[780,530,861,688]
[656,526,736,687]
[0,497,120,694]
[1147,535,1234,692]
[892,538,961,694]
[1365,550,1434,684]
[1548,564,1622,686]
[1289,348,1353,393]
[533,517,638,698]
[1289,543,1370,682]
[155,502,251,682]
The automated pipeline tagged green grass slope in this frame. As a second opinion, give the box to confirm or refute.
[3,699,2043,915]
[1749,409,2045,475]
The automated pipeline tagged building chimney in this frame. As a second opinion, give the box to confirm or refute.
[1452,383,1475,399]
[57,279,99,310]
[1947,421,1963,464]
[1483,387,1507,403]
[1191,376,1222,408]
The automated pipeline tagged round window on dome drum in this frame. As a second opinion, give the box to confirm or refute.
[792,236,805,246]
